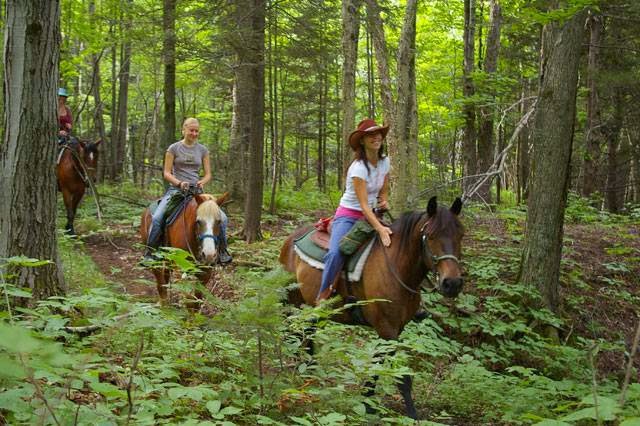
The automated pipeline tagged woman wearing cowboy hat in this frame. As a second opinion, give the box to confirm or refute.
[316,118,393,303]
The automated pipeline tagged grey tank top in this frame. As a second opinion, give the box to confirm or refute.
[167,141,209,186]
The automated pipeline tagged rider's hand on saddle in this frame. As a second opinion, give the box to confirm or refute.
[196,180,204,189]
[179,181,189,191]
[377,226,392,247]
[59,130,68,137]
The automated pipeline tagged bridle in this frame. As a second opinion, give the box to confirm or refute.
[380,215,461,295]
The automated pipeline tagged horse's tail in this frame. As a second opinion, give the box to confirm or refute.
[140,208,152,244]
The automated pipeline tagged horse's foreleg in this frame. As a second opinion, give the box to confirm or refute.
[397,374,417,420]
[195,269,213,302]
[61,190,75,234]
[153,268,169,304]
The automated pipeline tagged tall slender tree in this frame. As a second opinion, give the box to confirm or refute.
[519,7,587,315]
[162,0,177,150]
[0,0,65,301]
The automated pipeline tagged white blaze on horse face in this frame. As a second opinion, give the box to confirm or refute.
[200,218,217,262]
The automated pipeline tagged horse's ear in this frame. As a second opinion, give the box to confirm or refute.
[94,139,103,146]
[427,196,438,217]
[216,191,230,206]
[450,197,463,216]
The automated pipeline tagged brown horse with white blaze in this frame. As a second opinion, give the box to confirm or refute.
[139,192,229,303]
[56,139,102,235]
[279,196,465,419]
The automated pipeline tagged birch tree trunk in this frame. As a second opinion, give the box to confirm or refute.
[340,0,361,182]
[0,0,65,301]
[519,7,586,315]
[476,0,501,203]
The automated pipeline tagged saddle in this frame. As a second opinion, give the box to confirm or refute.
[147,193,193,228]
[293,228,375,282]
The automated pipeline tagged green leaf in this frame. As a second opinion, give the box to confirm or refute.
[533,421,573,426]
[3,256,53,267]
[1,287,32,298]
[620,418,640,426]
[289,417,313,426]
[0,355,25,378]
[219,406,242,416]
[89,381,126,399]
[206,400,221,414]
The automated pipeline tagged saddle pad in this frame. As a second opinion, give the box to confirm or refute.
[147,195,192,227]
[293,229,376,282]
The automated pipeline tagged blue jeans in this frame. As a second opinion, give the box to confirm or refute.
[317,215,359,297]
[148,187,229,249]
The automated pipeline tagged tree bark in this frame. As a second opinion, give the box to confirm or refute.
[162,0,177,150]
[462,0,477,196]
[476,0,501,203]
[582,13,604,198]
[340,0,361,183]
[519,8,586,314]
[232,0,265,242]
[604,88,624,212]
[392,0,418,210]
[0,0,65,301]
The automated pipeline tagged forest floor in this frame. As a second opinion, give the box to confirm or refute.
[79,205,640,380]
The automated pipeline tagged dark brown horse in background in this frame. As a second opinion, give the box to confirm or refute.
[139,192,229,304]
[56,139,102,235]
[279,196,465,419]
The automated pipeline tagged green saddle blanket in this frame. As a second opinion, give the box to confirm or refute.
[293,229,376,282]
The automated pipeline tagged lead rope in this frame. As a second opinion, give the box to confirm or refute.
[378,235,421,295]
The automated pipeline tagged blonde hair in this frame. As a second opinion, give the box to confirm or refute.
[182,117,200,132]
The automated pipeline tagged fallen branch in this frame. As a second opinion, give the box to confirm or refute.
[619,315,640,406]
[63,311,136,335]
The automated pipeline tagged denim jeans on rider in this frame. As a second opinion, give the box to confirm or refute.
[148,187,229,249]
[317,215,359,298]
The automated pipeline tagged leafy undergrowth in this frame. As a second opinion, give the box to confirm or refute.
[1,187,639,425]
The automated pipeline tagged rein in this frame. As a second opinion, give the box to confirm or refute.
[379,217,461,295]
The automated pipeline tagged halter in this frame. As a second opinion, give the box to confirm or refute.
[198,233,220,244]
[418,221,461,273]
[380,216,461,295]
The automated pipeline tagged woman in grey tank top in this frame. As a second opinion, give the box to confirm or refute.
[142,118,232,264]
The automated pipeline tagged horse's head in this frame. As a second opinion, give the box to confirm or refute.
[194,194,227,265]
[79,139,102,182]
[420,196,465,298]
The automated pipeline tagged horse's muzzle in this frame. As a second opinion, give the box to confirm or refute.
[440,277,463,298]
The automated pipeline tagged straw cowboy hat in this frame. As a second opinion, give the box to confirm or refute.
[348,118,390,151]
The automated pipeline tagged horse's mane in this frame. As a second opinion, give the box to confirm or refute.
[196,198,222,222]
[392,206,463,249]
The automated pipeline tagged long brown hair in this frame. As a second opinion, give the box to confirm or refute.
[352,131,387,174]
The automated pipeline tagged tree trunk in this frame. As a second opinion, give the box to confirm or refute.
[604,88,624,212]
[89,0,106,183]
[268,2,279,214]
[232,0,265,242]
[582,13,603,198]
[227,80,247,205]
[462,0,477,196]
[341,0,361,182]
[392,0,418,210]
[0,0,65,301]
[476,0,501,203]
[519,8,586,314]
[162,0,177,150]
[517,76,532,204]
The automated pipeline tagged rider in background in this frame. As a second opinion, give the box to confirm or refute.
[315,118,393,303]
[142,117,232,265]
[58,88,73,142]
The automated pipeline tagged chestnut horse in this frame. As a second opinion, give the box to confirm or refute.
[56,139,102,235]
[279,196,465,419]
[139,192,229,303]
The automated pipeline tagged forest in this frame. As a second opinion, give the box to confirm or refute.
[0,0,639,424]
